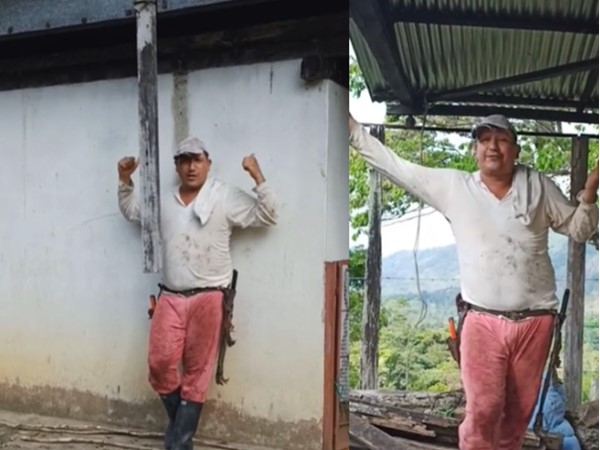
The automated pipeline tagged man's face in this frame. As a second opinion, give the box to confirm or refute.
[175,152,211,190]
[474,127,519,177]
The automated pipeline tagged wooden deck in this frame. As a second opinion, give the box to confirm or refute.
[0,409,282,450]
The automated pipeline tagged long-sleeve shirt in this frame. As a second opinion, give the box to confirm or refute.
[118,177,278,290]
[350,123,599,311]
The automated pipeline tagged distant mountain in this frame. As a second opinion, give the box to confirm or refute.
[382,232,599,326]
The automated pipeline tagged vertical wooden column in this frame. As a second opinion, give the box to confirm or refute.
[565,136,589,409]
[360,125,383,389]
[135,0,162,273]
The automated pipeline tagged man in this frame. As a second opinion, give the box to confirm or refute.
[348,113,599,450]
[117,137,278,450]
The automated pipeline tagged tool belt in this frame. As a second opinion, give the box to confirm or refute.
[446,294,557,367]
[469,303,556,321]
[158,284,223,297]
[147,285,222,319]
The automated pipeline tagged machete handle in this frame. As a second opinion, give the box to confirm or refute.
[231,269,238,290]
[560,288,569,315]
[448,318,457,340]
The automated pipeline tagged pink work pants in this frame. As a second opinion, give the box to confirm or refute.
[147,291,223,403]
[458,311,554,450]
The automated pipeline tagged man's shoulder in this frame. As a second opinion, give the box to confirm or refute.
[514,164,555,183]
[445,167,477,184]
[204,177,229,194]
[515,163,545,175]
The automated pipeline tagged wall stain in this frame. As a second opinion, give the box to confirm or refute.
[172,70,189,143]
[0,383,322,450]
[202,398,321,450]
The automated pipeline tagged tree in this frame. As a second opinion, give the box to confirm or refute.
[349,245,389,389]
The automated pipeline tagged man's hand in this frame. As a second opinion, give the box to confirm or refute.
[118,157,139,185]
[580,163,599,204]
[242,154,265,185]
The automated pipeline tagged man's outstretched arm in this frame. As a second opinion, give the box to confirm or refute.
[349,113,458,215]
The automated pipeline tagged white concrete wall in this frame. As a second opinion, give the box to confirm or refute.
[0,59,348,445]
[325,81,350,262]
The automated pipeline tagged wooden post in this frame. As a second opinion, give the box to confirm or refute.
[360,126,383,390]
[134,0,162,273]
[564,136,589,409]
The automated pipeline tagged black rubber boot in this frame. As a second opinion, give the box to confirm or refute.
[159,387,181,449]
[171,399,203,450]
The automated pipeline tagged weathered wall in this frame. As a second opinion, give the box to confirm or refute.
[0,59,348,449]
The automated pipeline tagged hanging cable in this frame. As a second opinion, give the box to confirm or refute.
[413,103,430,328]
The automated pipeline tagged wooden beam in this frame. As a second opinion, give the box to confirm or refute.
[0,13,347,74]
[350,392,562,449]
[360,122,600,140]
[301,55,349,90]
[135,0,162,273]
[578,69,599,113]
[387,104,600,124]
[360,126,383,390]
[429,59,599,103]
[440,93,598,111]
[0,13,347,92]
[564,136,589,409]
[350,413,411,450]
[350,0,414,105]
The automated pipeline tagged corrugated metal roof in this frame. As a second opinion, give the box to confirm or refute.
[394,25,598,97]
[350,0,599,123]
[388,0,597,19]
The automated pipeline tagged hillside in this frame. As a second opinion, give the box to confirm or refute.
[382,232,599,325]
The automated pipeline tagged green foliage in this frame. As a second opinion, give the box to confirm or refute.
[349,245,366,288]
[349,56,366,98]
[584,316,599,352]
[349,293,462,391]
[349,246,366,343]
[378,299,461,391]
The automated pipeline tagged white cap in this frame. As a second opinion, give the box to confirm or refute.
[471,115,517,143]
[174,137,208,158]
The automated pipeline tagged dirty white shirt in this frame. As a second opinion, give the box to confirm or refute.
[350,124,599,311]
[118,177,278,290]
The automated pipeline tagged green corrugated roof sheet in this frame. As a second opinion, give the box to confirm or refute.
[350,0,599,122]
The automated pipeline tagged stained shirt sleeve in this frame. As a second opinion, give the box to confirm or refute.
[543,176,599,243]
[118,180,141,225]
[350,122,459,215]
[225,182,278,228]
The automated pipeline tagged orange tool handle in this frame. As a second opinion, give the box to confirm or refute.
[448,318,457,340]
